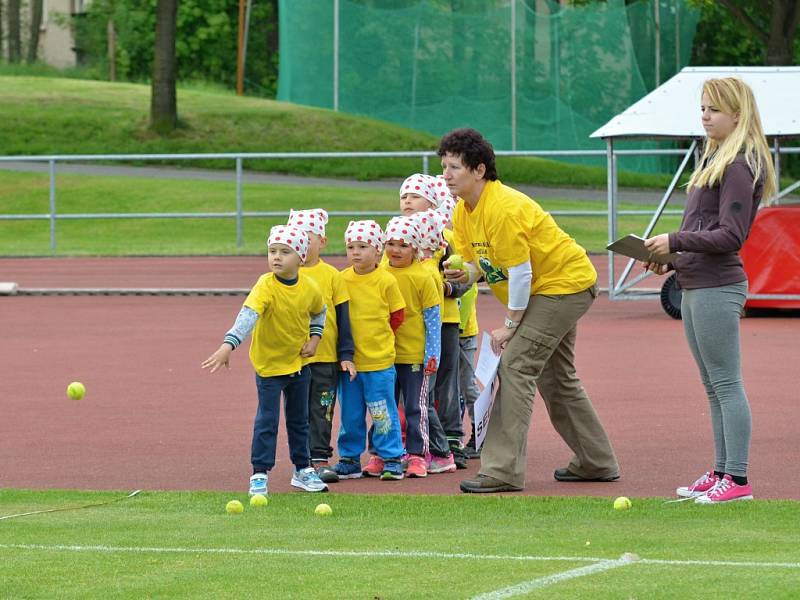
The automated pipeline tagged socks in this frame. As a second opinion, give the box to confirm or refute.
[714,470,725,479]
[731,474,748,486]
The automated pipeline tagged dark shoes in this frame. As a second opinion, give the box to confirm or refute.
[449,444,469,470]
[553,468,619,483]
[460,474,523,494]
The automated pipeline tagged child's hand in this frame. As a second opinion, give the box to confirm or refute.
[201,344,232,374]
[340,360,357,381]
[301,336,321,358]
[424,357,438,375]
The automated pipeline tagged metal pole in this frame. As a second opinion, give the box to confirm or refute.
[510,0,517,151]
[606,138,616,299]
[654,0,661,87]
[773,137,781,205]
[235,158,243,248]
[674,0,680,73]
[333,0,339,111]
[236,0,245,95]
[410,22,419,124]
[49,159,57,251]
[422,154,429,175]
[242,0,253,86]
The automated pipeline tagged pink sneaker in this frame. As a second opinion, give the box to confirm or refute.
[362,455,384,477]
[406,454,427,478]
[695,474,753,504]
[676,470,719,498]
[426,452,457,474]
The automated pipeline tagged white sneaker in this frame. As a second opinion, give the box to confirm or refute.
[249,472,268,496]
[291,467,328,492]
[676,470,719,498]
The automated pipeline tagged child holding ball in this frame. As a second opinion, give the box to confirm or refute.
[201,225,329,496]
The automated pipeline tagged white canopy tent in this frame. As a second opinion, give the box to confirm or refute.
[591,66,800,300]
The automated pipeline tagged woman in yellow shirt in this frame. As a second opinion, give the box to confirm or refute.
[440,128,619,494]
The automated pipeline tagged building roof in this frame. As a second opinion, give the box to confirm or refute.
[591,66,800,140]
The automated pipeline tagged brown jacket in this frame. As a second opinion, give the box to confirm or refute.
[669,155,763,290]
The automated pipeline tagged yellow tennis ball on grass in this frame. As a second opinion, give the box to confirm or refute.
[613,496,632,511]
[226,500,244,515]
[66,382,86,400]
[249,494,269,508]
[314,503,333,516]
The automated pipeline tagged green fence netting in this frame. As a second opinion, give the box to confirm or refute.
[276,0,699,172]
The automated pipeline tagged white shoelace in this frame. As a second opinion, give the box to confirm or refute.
[705,478,731,500]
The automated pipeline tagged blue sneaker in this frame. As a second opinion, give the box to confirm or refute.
[332,459,363,480]
[291,467,328,492]
[249,472,268,496]
[380,460,404,481]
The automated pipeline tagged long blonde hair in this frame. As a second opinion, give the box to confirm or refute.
[687,77,777,202]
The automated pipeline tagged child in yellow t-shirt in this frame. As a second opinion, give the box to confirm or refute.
[401,174,472,469]
[201,225,329,496]
[383,215,445,478]
[287,209,355,485]
[333,220,407,481]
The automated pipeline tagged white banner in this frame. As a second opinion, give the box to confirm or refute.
[473,332,501,450]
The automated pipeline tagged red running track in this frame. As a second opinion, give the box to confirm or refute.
[1,256,798,498]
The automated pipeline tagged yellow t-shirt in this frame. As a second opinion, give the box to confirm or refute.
[459,283,479,338]
[243,273,324,377]
[452,179,596,305]
[386,260,440,364]
[434,229,461,324]
[420,257,444,314]
[300,259,350,365]
[340,266,406,372]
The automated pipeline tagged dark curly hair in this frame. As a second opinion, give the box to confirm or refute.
[437,128,498,181]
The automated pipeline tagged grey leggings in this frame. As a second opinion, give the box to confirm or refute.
[681,280,750,477]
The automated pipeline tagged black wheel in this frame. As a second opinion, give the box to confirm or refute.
[660,273,682,320]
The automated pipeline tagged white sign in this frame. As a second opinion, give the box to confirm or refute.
[473,332,501,450]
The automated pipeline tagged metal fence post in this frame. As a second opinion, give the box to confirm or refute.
[235,157,243,247]
[49,159,57,251]
[422,154,429,175]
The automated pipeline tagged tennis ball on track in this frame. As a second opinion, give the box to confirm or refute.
[249,494,269,508]
[447,254,464,270]
[613,496,632,511]
[66,381,86,400]
[314,503,333,516]
[226,500,244,515]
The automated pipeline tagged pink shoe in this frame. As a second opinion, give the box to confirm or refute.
[695,474,753,504]
[676,470,719,498]
[406,454,427,478]
[362,455,385,477]
[426,452,457,474]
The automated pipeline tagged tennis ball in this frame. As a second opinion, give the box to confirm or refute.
[314,503,333,516]
[225,500,244,515]
[249,494,269,508]
[448,254,464,270]
[613,496,632,511]
[66,381,86,400]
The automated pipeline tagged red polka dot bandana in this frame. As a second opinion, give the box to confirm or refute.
[267,225,310,263]
[385,215,423,249]
[432,175,457,223]
[287,208,328,237]
[413,209,448,252]
[344,219,385,253]
[399,173,439,208]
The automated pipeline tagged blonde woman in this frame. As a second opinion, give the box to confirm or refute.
[644,78,777,504]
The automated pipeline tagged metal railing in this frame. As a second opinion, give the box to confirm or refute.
[0,147,718,250]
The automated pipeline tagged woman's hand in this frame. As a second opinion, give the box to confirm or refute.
[642,261,670,275]
[490,326,515,355]
[643,234,671,258]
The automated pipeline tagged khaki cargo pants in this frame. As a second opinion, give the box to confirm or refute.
[479,285,619,488]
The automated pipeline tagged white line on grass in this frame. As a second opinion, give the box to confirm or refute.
[471,555,638,600]
[1,544,799,571]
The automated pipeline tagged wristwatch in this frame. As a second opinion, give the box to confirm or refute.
[504,317,520,329]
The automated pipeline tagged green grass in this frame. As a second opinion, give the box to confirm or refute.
[1,490,798,599]
[0,170,681,256]
[0,75,687,188]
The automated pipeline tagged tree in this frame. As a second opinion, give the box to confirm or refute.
[718,0,800,65]
[27,0,45,63]
[6,0,21,63]
[150,0,178,133]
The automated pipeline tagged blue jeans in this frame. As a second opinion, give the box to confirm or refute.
[338,367,404,462]
[252,367,311,473]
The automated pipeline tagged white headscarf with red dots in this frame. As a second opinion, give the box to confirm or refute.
[267,225,310,263]
[399,173,439,209]
[385,215,423,250]
[414,209,448,252]
[344,220,385,253]
[287,208,328,237]
[432,175,457,223]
